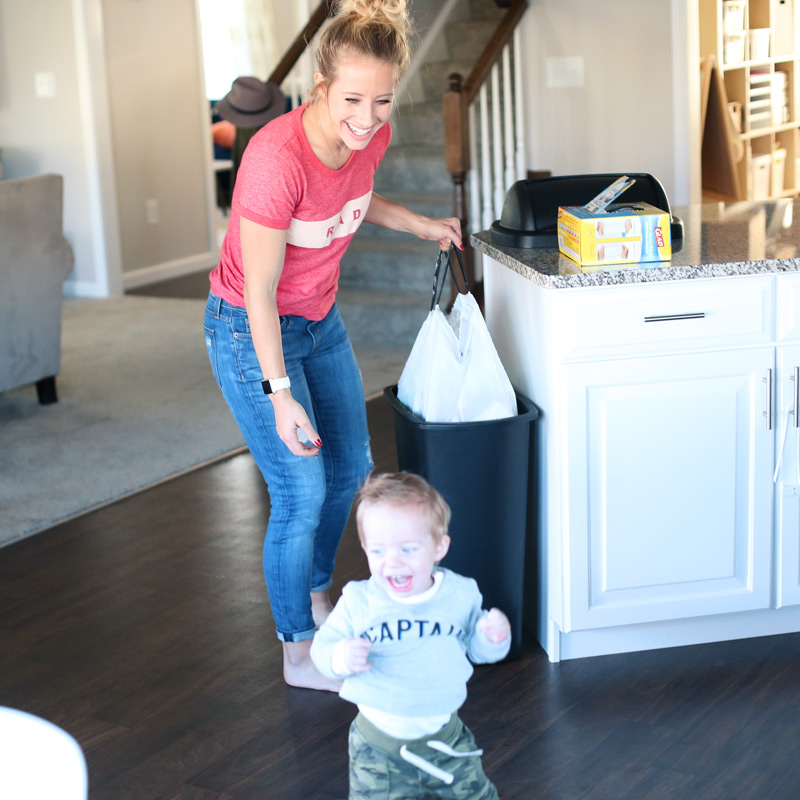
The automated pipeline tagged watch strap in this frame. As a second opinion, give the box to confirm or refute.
[261,376,291,395]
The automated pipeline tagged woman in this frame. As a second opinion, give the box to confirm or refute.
[204,0,462,691]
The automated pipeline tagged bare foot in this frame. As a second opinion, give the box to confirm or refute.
[311,590,334,629]
[283,640,342,692]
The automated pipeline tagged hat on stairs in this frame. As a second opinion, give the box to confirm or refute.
[215,77,286,128]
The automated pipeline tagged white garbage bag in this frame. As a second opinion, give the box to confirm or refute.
[397,246,517,423]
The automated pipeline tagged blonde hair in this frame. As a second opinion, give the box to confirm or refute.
[312,0,412,100]
[355,471,451,546]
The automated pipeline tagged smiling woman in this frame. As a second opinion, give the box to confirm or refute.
[306,58,397,170]
[203,0,463,693]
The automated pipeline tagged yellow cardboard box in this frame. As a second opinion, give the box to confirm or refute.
[557,202,672,266]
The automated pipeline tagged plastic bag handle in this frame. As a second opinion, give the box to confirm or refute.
[430,245,470,311]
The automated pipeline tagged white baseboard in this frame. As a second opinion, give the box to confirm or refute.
[122,250,217,290]
[63,279,115,299]
[545,605,800,662]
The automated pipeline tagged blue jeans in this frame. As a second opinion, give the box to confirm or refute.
[204,292,373,642]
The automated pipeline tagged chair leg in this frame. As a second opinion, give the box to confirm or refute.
[36,376,58,404]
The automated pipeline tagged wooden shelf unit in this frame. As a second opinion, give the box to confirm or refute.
[700,0,799,200]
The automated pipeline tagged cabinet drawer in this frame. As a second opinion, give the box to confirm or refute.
[555,276,774,360]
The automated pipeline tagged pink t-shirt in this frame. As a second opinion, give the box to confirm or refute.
[209,103,392,320]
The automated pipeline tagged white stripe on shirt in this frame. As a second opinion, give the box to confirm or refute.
[286,191,371,249]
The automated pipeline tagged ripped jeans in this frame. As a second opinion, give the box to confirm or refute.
[204,292,373,642]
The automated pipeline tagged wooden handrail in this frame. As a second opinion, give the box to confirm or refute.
[268,1,336,86]
[443,0,528,298]
[444,0,527,178]
[462,0,527,106]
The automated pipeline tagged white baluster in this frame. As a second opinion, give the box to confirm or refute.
[468,103,483,282]
[291,75,299,109]
[503,44,515,192]
[491,62,504,220]
[479,84,492,232]
[513,27,525,180]
[468,102,480,236]
[287,0,307,108]
[305,34,317,100]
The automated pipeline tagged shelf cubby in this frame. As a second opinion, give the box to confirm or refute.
[700,0,800,200]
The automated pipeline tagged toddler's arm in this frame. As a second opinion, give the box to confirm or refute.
[468,607,511,663]
[311,588,359,679]
[334,638,372,675]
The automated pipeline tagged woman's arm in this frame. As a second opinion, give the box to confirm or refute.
[240,217,321,457]
[363,193,463,250]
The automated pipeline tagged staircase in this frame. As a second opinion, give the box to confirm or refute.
[336,0,505,349]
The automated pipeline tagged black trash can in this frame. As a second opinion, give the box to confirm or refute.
[384,385,538,660]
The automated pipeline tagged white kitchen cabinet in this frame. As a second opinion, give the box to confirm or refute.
[563,348,774,631]
[774,274,800,607]
[481,255,800,662]
[774,343,800,607]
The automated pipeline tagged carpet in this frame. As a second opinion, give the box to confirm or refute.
[0,296,410,547]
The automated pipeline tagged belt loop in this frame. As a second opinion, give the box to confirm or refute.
[210,292,223,319]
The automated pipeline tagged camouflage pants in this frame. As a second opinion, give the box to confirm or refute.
[348,712,500,800]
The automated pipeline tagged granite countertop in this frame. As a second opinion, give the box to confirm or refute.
[471,198,800,289]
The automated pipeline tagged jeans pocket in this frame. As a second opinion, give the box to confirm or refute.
[232,329,262,383]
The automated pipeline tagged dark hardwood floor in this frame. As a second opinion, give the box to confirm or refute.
[3,397,800,799]
[2,275,799,797]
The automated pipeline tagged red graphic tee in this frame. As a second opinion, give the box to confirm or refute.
[209,103,392,320]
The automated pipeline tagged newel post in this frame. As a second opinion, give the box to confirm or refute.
[443,72,475,297]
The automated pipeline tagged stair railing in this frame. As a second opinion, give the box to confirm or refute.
[443,0,529,289]
[269,0,336,108]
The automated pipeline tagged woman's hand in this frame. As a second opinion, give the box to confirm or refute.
[415,215,464,251]
[270,390,321,458]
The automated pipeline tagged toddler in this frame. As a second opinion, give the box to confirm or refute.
[311,471,510,799]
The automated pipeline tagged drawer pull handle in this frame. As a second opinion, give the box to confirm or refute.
[794,367,799,429]
[644,312,707,323]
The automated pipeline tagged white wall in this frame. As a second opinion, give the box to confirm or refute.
[518,0,699,206]
[0,0,700,299]
[0,0,215,297]
[102,0,212,279]
[0,0,117,296]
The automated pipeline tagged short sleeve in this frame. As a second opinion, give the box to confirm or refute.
[233,134,301,231]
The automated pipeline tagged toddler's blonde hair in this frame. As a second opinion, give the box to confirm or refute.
[355,471,451,547]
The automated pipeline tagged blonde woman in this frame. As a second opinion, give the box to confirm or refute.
[204,0,462,691]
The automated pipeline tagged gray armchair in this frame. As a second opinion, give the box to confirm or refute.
[0,174,74,403]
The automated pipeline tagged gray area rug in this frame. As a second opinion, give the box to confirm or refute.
[0,296,410,547]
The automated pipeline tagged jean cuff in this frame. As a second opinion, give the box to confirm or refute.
[310,580,333,594]
[276,626,316,643]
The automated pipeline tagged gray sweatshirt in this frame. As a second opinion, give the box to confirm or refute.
[311,568,510,717]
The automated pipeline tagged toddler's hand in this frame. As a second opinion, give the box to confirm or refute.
[478,608,511,644]
[343,637,372,674]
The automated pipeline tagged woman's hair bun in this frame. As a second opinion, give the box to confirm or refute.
[311,0,413,99]
[338,0,410,35]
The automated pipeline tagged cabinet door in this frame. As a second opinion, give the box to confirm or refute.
[563,347,775,631]
[775,344,800,607]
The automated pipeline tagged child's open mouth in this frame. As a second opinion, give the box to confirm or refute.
[387,575,412,592]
